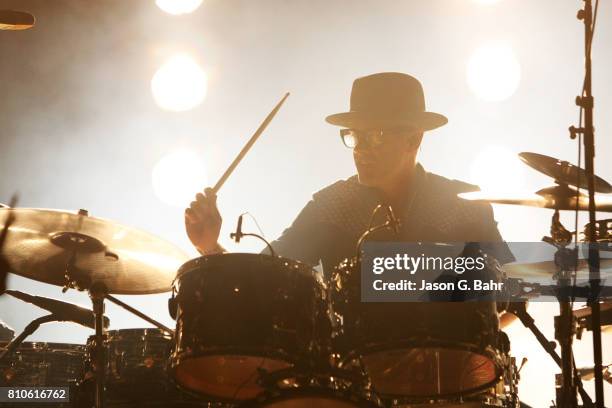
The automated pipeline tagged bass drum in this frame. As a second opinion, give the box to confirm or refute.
[238,368,383,408]
[170,254,332,402]
[331,257,506,403]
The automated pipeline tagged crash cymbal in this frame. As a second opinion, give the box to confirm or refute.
[0,208,190,294]
[504,258,612,280]
[459,184,612,212]
[519,152,612,193]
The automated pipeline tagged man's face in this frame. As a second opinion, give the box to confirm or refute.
[342,128,423,188]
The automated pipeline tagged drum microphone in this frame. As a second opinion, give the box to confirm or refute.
[230,214,244,243]
[5,290,109,330]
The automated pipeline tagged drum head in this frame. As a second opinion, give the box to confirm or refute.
[174,355,291,401]
[359,347,499,398]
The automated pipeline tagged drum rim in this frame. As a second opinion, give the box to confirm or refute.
[174,252,318,283]
[170,346,296,402]
[339,339,505,401]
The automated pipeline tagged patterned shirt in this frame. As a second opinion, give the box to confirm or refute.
[267,163,514,274]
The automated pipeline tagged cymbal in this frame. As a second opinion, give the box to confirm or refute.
[504,258,612,280]
[0,10,35,30]
[0,208,190,294]
[519,152,612,193]
[459,184,612,212]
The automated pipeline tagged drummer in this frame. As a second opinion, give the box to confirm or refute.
[184,72,515,305]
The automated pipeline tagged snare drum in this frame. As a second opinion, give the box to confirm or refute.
[331,257,506,403]
[170,254,331,402]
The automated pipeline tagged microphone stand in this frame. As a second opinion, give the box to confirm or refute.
[0,314,58,363]
[569,1,603,405]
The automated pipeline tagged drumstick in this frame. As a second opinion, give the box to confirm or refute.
[212,92,290,194]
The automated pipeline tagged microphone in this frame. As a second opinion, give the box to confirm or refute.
[230,213,244,243]
[5,290,109,330]
[0,10,35,30]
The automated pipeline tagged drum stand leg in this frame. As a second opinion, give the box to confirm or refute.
[89,283,108,408]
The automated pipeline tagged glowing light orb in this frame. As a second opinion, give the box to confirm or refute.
[467,44,521,102]
[469,146,525,192]
[152,150,208,207]
[151,54,207,112]
[155,0,203,15]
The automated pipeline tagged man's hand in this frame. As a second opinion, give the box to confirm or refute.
[184,187,223,255]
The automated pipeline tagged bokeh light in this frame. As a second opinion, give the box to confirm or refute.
[151,54,207,112]
[155,0,203,15]
[467,44,521,102]
[469,146,526,192]
[152,150,208,207]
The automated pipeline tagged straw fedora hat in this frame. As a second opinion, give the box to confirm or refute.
[325,72,447,131]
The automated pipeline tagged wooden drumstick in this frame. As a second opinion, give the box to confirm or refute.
[212,92,290,194]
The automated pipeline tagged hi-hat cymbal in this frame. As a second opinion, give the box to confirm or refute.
[520,152,612,193]
[0,208,190,294]
[459,184,612,212]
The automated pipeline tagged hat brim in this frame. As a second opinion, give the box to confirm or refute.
[325,111,448,131]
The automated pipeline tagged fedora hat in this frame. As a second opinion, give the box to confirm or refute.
[325,72,447,131]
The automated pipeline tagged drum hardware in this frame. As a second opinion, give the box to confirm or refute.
[572,365,612,384]
[573,302,612,337]
[239,366,383,407]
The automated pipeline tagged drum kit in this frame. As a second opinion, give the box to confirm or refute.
[1,147,611,408]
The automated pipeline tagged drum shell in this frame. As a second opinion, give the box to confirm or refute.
[331,258,505,401]
[0,342,85,408]
[171,254,332,400]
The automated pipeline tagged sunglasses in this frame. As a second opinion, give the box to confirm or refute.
[339,128,418,149]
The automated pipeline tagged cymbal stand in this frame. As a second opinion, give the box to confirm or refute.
[88,282,108,408]
[507,301,593,407]
[569,0,604,405]
[543,210,578,407]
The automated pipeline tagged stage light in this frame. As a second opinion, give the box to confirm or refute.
[151,54,207,112]
[469,146,525,192]
[466,44,521,102]
[155,0,203,15]
[152,150,208,208]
